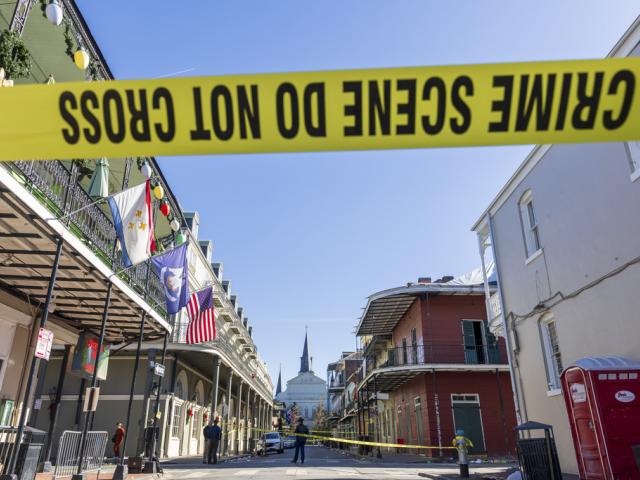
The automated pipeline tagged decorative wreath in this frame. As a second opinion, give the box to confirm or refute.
[0,30,32,79]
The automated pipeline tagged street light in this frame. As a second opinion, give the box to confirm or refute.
[45,0,63,26]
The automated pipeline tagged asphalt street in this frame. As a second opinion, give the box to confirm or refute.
[161,446,513,479]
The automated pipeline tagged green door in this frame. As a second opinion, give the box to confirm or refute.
[452,396,485,453]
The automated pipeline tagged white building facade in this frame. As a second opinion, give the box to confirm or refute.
[472,17,640,475]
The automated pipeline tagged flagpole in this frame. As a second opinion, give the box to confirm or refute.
[45,180,150,223]
[46,196,106,222]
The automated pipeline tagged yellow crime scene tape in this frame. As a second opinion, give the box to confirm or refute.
[252,428,455,451]
[0,58,638,160]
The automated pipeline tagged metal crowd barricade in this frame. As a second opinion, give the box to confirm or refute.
[0,426,47,480]
[0,426,19,476]
[54,431,109,479]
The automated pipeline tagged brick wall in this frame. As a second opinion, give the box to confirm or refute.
[392,371,516,457]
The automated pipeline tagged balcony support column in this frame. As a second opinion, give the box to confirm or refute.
[373,375,382,459]
[0,237,63,480]
[144,332,169,473]
[210,355,221,421]
[244,387,251,453]
[223,370,233,456]
[431,368,443,458]
[74,280,114,480]
[235,381,243,454]
[43,344,72,467]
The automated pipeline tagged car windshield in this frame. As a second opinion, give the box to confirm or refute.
[265,433,279,439]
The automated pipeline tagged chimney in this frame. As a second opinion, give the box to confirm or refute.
[212,262,223,280]
[417,277,431,284]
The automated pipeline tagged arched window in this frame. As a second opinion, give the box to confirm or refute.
[175,380,184,400]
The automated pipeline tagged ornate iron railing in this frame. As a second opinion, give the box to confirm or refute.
[5,159,167,317]
[171,311,271,400]
[365,343,506,373]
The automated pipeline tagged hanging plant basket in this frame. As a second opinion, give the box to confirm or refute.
[0,30,32,80]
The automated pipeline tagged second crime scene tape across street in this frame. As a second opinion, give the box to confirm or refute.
[251,428,456,450]
[0,58,638,161]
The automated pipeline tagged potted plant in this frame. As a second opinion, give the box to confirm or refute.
[0,29,32,81]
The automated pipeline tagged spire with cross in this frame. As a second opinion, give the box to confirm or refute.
[300,326,311,373]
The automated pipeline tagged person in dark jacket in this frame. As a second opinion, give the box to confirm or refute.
[203,418,222,464]
[291,418,309,464]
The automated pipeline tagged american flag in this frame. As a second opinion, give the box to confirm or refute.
[185,286,216,344]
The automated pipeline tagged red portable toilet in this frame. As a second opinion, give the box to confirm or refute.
[561,356,640,479]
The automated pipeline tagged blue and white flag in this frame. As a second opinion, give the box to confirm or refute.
[107,180,155,267]
[151,242,189,315]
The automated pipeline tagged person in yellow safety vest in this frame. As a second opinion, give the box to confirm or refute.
[452,429,473,478]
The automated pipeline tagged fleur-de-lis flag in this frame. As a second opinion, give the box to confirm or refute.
[107,180,155,267]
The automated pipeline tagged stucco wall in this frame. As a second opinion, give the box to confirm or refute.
[490,137,640,474]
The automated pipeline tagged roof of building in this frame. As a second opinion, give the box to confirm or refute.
[355,279,487,336]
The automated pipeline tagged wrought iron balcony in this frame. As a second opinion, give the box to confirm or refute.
[171,315,272,401]
[328,379,345,391]
[4,159,167,317]
[365,343,507,372]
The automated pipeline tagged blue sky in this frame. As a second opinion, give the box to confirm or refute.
[77,0,639,388]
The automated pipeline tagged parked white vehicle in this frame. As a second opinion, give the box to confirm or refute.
[257,432,284,455]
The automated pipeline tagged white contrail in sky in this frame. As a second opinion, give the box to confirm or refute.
[154,68,196,78]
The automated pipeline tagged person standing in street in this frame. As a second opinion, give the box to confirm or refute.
[203,422,213,464]
[112,422,125,459]
[291,417,309,464]
[209,418,222,464]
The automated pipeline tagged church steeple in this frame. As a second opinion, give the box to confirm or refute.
[300,328,311,373]
[275,365,282,396]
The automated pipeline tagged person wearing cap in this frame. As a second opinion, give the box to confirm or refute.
[291,417,309,464]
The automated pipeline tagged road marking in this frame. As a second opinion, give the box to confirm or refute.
[234,470,258,476]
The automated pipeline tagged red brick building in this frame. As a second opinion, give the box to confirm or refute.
[355,278,517,457]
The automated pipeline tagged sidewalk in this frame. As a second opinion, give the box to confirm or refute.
[326,446,582,479]
[35,453,253,480]
[162,452,253,466]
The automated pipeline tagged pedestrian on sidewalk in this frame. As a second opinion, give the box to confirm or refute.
[291,417,309,464]
[210,418,222,464]
[112,422,125,459]
[203,418,222,464]
[203,422,212,464]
